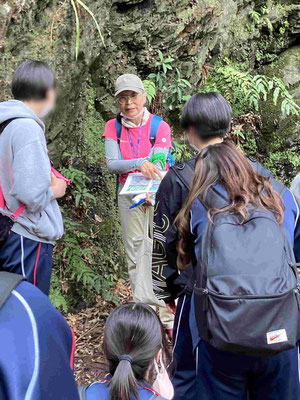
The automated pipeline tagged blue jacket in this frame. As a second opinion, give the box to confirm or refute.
[0,281,79,400]
[85,380,164,400]
[189,184,300,350]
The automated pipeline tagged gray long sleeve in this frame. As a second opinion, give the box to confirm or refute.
[105,138,148,174]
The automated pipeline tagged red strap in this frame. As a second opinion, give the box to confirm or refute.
[11,203,26,220]
[51,166,71,186]
[0,186,5,210]
[70,327,76,370]
[0,185,26,220]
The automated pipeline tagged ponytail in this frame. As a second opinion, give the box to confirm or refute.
[110,356,137,400]
[103,303,169,400]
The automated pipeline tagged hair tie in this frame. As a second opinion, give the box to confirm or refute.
[119,355,133,364]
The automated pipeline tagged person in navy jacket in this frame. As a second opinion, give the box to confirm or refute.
[0,279,79,400]
[80,303,172,400]
[174,144,300,397]
[152,93,300,399]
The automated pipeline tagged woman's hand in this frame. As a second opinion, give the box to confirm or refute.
[140,161,163,179]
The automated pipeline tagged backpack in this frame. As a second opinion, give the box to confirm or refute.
[0,119,26,250]
[115,115,176,167]
[0,272,25,308]
[172,161,300,356]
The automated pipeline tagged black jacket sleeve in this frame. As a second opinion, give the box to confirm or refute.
[152,166,194,303]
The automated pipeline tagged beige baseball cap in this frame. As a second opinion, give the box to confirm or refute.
[115,74,145,97]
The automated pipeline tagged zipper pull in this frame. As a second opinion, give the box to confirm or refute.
[295,284,300,310]
[203,288,208,311]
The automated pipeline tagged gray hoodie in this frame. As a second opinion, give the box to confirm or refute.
[0,100,64,244]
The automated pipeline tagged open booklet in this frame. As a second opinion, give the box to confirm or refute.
[120,172,167,196]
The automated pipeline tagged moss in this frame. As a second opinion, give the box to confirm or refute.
[80,88,106,162]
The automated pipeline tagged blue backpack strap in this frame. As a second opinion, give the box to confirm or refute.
[115,119,122,143]
[114,119,123,204]
[150,115,163,144]
[115,119,122,144]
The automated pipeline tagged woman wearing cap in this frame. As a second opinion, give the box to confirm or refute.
[103,74,173,332]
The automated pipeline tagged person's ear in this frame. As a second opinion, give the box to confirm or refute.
[142,93,147,106]
[155,348,162,364]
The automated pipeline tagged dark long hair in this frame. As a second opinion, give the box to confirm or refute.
[103,303,169,400]
[175,142,285,270]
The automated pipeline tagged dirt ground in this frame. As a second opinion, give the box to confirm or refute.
[67,280,132,386]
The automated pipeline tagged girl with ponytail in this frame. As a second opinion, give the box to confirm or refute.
[80,303,173,400]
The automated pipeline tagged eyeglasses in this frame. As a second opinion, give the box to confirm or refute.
[116,92,143,105]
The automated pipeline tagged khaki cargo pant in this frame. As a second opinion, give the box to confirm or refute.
[118,189,174,329]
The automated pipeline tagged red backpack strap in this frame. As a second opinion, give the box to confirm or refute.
[0,186,5,210]
[0,180,26,220]
[11,204,26,221]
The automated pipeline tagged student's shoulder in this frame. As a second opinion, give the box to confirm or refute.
[167,157,196,186]
[157,157,196,199]
[10,281,66,325]
[10,117,42,132]
[10,118,45,145]
[157,118,171,132]
[85,381,109,399]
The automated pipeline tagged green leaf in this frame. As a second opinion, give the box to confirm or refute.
[158,50,164,62]
[273,87,280,106]
[164,57,175,63]
[70,0,80,60]
[76,0,105,46]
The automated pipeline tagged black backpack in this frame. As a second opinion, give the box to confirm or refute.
[0,272,24,308]
[172,161,300,356]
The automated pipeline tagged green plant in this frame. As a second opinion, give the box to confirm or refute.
[272,77,299,116]
[204,61,300,116]
[143,79,156,103]
[166,68,192,110]
[249,10,261,25]
[50,273,69,312]
[55,217,103,298]
[148,50,174,90]
[61,163,96,209]
[53,215,121,311]
[173,140,196,164]
[70,0,105,60]
[146,51,191,112]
